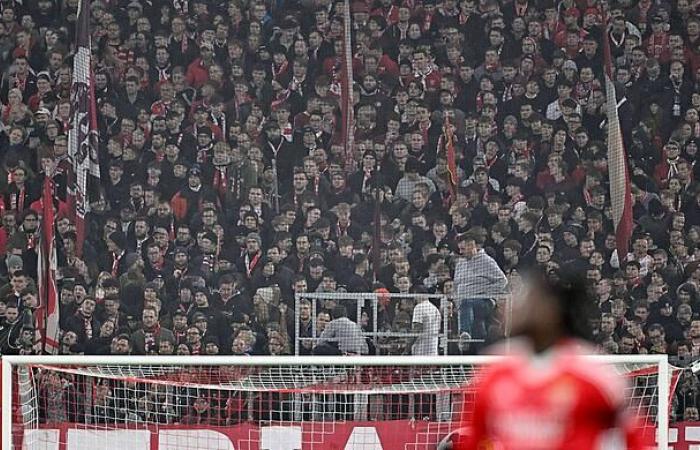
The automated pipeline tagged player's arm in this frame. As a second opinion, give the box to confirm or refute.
[403,322,422,355]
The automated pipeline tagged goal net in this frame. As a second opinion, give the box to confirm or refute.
[2,355,675,450]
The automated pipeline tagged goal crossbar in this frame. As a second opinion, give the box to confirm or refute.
[0,353,671,366]
[1,354,672,450]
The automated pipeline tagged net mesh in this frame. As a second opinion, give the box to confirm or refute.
[6,358,674,450]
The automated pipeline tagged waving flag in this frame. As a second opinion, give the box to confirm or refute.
[340,0,355,170]
[436,114,458,203]
[67,0,100,257]
[444,114,458,197]
[602,22,633,257]
[35,177,59,354]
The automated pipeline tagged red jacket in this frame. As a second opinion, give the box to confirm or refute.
[185,58,210,88]
[653,156,685,187]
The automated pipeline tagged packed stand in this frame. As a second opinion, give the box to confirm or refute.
[0,0,699,420]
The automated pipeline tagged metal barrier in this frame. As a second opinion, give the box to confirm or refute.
[294,292,451,356]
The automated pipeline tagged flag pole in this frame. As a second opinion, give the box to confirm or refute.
[271,158,280,214]
[372,160,381,283]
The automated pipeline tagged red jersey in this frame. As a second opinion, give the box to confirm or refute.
[457,340,651,450]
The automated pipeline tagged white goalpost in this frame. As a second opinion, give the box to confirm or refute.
[2,355,673,450]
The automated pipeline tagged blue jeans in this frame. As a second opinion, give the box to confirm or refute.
[459,298,493,341]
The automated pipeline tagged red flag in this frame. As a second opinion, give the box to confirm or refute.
[339,0,355,171]
[444,115,458,198]
[35,177,59,354]
[602,21,633,257]
[67,0,100,257]
[437,114,459,204]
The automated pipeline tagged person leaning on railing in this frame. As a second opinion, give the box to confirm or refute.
[453,230,508,349]
[313,304,369,355]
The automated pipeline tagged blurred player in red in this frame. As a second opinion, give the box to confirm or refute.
[445,269,652,450]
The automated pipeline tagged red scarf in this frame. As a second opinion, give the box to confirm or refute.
[10,187,25,212]
[157,65,171,81]
[213,167,228,196]
[485,155,498,170]
[15,74,26,93]
[337,219,351,236]
[83,313,93,339]
[667,157,680,179]
[646,32,669,60]
[422,10,433,31]
[179,35,188,54]
[245,251,261,277]
[583,187,592,205]
[144,323,162,336]
[272,60,288,81]
[112,251,123,277]
[196,144,212,164]
[508,192,524,206]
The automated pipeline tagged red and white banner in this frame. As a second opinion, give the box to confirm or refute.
[67,0,100,257]
[340,0,355,170]
[669,422,700,449]
[18,421,700,450]
[602,18,633,257]
[35,177,59,354]
[26,421,450,450]
[437,114,458,202]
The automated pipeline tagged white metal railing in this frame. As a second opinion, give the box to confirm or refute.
[294,292,452,355]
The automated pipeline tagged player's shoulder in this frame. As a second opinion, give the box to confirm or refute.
[558,340,627,406]
[476,341,530,380]
[481,338,626,405]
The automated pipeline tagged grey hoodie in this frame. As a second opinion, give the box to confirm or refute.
[454,249,508,299]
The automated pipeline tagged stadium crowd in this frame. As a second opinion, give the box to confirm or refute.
[1,0,700,422]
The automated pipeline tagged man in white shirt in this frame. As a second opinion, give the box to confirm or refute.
[405,289,449,419]
[407,292,442,355]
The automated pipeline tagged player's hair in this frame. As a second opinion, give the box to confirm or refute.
[533,268,597,341]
